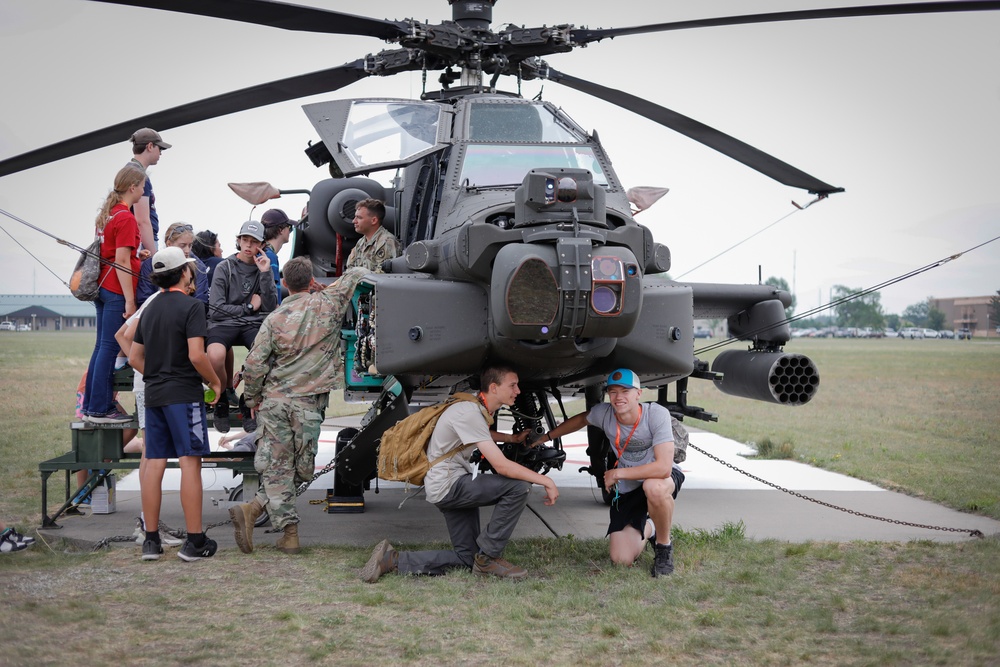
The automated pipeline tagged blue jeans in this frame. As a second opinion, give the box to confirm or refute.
[84,287,125,416]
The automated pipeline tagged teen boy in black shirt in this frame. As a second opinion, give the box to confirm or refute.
[129,246,222,562]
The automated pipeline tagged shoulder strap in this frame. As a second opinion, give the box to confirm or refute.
[424,392,494,468]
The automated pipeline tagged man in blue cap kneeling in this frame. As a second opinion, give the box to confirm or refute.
[531,368,684,577]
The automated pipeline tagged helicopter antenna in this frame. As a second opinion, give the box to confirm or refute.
[675,204,811,280]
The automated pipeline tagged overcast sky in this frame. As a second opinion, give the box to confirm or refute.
[1,0,997,317]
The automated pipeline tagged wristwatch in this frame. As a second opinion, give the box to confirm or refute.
[244,302,254,313]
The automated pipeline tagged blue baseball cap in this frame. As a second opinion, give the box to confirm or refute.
[606,368,640,389]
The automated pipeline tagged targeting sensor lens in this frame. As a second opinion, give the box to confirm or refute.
[591,285,619,314]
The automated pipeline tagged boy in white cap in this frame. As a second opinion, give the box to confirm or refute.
[533,368,684,576]
[128,247,222,562]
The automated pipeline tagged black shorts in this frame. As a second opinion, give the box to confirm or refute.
[207,322,260,349]
[607,467,685,536]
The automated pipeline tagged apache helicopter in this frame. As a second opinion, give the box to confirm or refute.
[3,0,998,498]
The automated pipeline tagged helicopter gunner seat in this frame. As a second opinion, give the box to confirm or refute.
[302,177,393,278]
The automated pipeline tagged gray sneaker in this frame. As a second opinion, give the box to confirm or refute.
[652,543,674,577]
[472,552,527,580]
[360,539,398,583]
[141,539,163,561]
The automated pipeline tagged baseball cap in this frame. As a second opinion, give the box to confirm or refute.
[606,368,641,390]
[261,208,299,228]
[151,246,197,274]
[130,128,172,150]
[238,220,264,241]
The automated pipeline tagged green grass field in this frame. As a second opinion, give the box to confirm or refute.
[687,337,1000,519]
[0,332,998,665]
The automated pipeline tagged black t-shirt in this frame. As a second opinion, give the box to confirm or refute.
[135,290,208,407]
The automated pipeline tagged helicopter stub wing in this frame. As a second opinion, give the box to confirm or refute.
[0,60,370,177]
[542,66,843,196]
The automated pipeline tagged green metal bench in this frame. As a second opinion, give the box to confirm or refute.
[38,418,258,528]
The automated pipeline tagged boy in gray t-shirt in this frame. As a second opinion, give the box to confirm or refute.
[534,368,684,577]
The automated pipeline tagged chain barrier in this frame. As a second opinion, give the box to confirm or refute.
[92,520,187,552]
[689,443,984,538]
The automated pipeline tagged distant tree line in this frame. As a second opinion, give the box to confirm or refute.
[762,277,1000,331]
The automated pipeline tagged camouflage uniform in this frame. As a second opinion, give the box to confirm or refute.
[344,225,401,273]
[242,268,366,529]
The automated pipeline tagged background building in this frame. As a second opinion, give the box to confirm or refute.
[0,295,97,332]
[929,296,996,337]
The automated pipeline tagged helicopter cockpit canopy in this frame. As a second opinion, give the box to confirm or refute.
[304,99,449,177]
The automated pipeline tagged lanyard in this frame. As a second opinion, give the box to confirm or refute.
[611,405,642,469]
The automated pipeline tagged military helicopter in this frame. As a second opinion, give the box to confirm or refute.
[3,0,998,496]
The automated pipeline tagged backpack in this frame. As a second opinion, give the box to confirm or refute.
[68,237,103,301]
[376,392,493,486]
[670,415,689,464]
[69,211,127,302]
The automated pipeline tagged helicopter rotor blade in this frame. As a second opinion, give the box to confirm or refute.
[571,1,1000,44]
[0,61,370,177]
[90,0,410,41]
[543,66,843,196]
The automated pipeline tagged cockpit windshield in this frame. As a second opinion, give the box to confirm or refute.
[468,103,585,143]
[460,144,609,188]
[341,102,441,168]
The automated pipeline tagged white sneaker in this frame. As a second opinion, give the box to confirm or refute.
[133,521,183,547]
[1,530,27,553]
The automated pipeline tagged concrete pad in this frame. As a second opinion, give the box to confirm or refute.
[40,420,1000,552]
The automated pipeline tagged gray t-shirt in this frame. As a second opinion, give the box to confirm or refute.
[423,401,492,504]
[587,402,675,494]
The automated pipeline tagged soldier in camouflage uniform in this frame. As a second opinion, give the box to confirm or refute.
[344,198,401,273]
[229,258,367,554]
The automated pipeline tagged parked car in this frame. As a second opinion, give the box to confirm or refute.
[922,328,940,339]
[938,329,955,339]
[957,327,972,340]
[17,324,31,332]
[883,328,897,337]
[899,327,923,339]
[0,321,15,331]
[693,328,713,339]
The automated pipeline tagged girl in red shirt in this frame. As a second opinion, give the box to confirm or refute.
[83,163,146,423]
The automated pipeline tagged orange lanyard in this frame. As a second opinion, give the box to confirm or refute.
[612,405,642,468]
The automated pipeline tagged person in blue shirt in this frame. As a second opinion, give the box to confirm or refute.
[127,128,170,252]
[260,209,299,304]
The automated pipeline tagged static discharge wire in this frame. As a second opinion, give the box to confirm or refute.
[0,206,266,329]
[694,234,1000,356]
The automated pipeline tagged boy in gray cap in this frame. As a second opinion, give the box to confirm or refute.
[205,221,277,432]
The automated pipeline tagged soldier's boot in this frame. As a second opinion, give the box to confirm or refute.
[229,497,264,554]
[276,523,301,555]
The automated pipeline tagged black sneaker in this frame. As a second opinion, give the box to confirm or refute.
[239,394,257,432]
[142,539,163,561]
[213,401,230,433]
[9,528,34,546]
[652,543,674,577]
[178,537,218,562]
